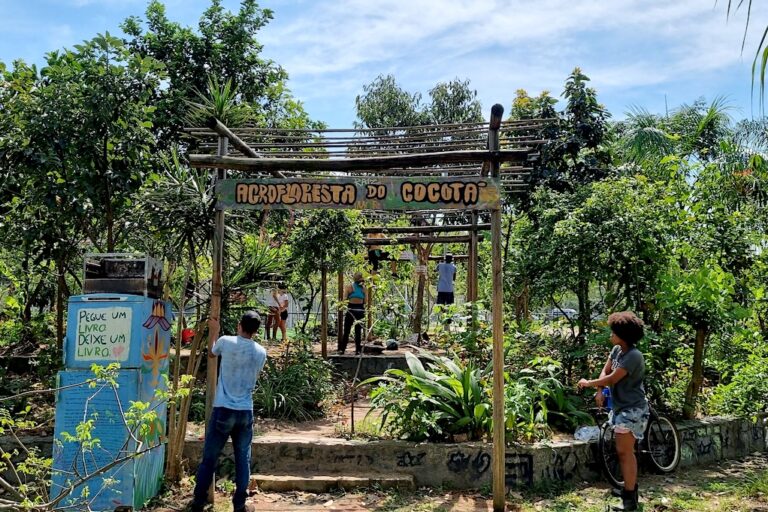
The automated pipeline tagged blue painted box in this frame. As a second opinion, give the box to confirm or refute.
[52,294,171,511]
[64,294,172,369]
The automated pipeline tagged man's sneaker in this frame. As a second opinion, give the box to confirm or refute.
[185,501,205,512]
[234,504,256,512]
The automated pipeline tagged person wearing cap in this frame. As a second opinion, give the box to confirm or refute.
[339,272,366,355]
[578,311,648,511]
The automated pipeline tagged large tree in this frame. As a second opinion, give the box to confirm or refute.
[121,0,300,144]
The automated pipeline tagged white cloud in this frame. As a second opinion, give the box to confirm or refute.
[259,1,768,124]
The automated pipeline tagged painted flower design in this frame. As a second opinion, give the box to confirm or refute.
[142,301,171,331]
[142,329,168,387]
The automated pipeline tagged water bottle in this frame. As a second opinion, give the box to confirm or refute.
[602,387,612,409]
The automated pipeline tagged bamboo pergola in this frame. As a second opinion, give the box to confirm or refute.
[185,107,549,511]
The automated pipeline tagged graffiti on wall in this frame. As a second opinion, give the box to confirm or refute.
[445,449,491,481]
[505,453,533,488]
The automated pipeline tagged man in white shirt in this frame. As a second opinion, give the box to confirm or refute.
[190,312,266,512]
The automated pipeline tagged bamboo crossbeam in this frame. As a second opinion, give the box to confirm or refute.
[193,135,544,147]
[204,117,287,180]
[184,118,553,136]
[189,150,532,172]
[428,254,468,261]
[363,235,474,245]
[191,130,547,144]
[362,224,490,234]
[197,141,544,156]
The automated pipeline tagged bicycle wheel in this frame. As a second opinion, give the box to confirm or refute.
[598,421,624,488]
[645,414,681,473]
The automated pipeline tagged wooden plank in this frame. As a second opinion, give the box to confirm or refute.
[190,149,533,172]
[362,223,490,234]
[428,254,468,261]
[363,235,473,245]
[488,104,506,512]
[184,118,552,135]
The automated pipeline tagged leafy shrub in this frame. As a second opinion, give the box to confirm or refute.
[365,352,591,443]
[187,387,207,422]
[707,348,768,417]
[364,351,491,442]
[505,357,592,442]
[253,350,336,421]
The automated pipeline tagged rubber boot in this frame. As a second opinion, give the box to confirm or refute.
[611,483,638,497]
[611,486,638,511]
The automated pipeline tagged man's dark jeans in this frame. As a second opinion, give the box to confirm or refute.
[192,407,253,511]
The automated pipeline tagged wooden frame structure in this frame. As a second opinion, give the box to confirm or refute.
[186,106,547,511]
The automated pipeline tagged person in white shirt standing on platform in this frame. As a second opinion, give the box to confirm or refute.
[190,311,267,512]
[436,254,457,314]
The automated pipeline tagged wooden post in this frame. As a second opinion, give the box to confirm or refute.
[412,242,426,342]
[366,275,374,342]
[321,265,328,358]
[205,135,227,504]
[469,212,479,302]
[489,104,506,512]
[337,269,344,350]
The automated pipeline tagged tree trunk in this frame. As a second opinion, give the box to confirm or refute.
[301,281,319,334]
[412,244,427,341]
[321,265,328,358]
[55,258,66,352]
[514,282,530,324]
[577,275,591,337]
[683,326,707,419]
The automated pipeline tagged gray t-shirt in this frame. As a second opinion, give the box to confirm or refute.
[609,345,647,412]
[437,262,456,293]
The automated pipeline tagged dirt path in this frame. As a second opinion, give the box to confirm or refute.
[149,453,768,511]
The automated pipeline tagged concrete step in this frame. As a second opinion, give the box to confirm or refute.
[249,472,415,493]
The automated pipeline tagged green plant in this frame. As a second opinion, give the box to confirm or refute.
[708,346,768,417]
[253,350,336,421]
[187,387,207,422]
[505,357,592,442]
[363,351,492,442]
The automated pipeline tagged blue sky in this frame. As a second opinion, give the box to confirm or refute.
[2,0,768,127]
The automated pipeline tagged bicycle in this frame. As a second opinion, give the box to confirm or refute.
[597,404,682,489]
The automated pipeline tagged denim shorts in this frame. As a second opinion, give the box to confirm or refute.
[609,404,650,441]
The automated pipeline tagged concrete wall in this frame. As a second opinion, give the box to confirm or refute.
[4,415,766,491]
[181,415,768,490]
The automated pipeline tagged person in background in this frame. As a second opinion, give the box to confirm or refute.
[261,286,277,341]
[190,311,266,512]
[339,272,366,355]
[436,254,457,321]
[578,311,648,511]
[271,284,289,342]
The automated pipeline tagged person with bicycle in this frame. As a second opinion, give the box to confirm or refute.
[578,311,648,511]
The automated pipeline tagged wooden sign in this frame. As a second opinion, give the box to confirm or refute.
[217,177,500,211]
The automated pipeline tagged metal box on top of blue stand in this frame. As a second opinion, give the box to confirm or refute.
[52,293,171,511]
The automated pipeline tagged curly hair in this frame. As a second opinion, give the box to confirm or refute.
[608,311,644,346]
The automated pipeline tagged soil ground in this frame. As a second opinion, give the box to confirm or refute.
[148,453,768,511]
